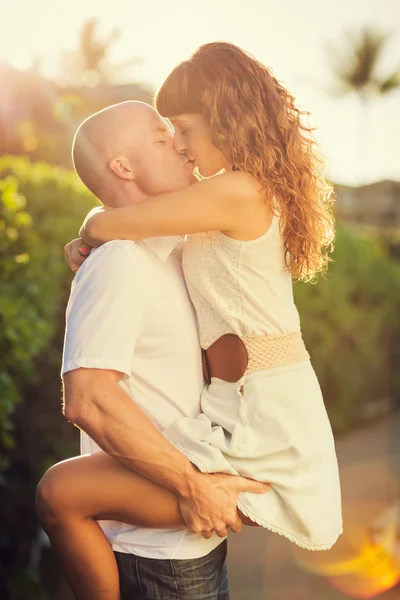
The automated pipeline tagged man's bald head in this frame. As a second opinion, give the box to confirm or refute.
[72,100,194,204]
[72,101,159,200]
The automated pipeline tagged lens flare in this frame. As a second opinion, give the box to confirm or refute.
[293,501,400,598]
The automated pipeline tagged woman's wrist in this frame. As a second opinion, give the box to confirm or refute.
[79,207,105,247]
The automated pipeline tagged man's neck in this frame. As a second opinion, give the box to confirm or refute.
[101,186,150,209]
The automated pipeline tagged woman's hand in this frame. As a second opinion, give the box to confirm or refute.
[64,238,92,273]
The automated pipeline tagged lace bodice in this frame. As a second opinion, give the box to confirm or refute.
[182,213,301,349]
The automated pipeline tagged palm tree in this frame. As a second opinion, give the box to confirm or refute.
[327,28,400,100]
[327,28,400,182]
[58,17,142,86]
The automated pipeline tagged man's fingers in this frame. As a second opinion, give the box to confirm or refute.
[201,527,228,539]
[229,515,243,534]
[239,478,271,495]
[215,527,228,538]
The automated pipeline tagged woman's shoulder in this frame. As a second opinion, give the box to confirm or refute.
[199,171,264,219]
[210,170,261,196]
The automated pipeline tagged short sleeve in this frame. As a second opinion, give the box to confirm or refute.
[61,241,147,378]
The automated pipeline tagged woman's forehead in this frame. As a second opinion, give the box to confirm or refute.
[169,114,201,125]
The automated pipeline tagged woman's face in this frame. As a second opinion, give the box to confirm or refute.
[169,113,231,178]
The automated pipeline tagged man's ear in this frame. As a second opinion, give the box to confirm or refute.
[109,156,135,181]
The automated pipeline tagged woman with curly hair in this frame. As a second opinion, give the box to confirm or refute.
[38,42,342,599]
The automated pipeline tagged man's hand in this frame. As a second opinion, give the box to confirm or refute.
[178,472,270,539]
[64,238,92,273]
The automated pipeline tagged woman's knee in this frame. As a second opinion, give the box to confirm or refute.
[35,464,71,527]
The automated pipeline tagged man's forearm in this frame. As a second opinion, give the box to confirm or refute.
[64,372,199,499]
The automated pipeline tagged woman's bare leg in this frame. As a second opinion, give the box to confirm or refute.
[35,452,185,600]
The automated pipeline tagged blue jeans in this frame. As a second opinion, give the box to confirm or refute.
[114,540,229,599]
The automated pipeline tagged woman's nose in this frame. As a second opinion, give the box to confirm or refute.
[173,134,187,155]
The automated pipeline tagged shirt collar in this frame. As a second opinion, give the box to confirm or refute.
[140,236,184,262]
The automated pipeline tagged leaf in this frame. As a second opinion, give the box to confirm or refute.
[379,70,400,94]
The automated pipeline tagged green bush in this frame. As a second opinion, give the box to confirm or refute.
[0,156,98,454]
[294,223,400,432]
[0,157,97,599]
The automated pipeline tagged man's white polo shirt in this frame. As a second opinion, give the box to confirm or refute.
[61,237,223,559]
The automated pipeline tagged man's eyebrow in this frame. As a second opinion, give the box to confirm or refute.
[154,125,170,135]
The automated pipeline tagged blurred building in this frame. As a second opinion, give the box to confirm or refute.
[335,181,400,227]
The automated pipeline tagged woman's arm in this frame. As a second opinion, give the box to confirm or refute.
[80,171,260,247]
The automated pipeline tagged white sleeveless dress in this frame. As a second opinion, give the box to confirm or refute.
[163,213,343,551]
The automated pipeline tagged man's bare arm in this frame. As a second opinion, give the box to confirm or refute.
[63,368,200,498]
[63,368,269,538]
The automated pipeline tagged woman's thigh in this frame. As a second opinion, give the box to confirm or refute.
[39,452,185,528]
[39,452,258,530]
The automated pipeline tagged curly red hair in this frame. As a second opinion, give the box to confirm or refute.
[155,42,335,281]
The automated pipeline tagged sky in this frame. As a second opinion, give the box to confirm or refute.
[1,0,399,185]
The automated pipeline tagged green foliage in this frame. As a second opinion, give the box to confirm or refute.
[0,157,98,598]
[294,223,400,432]
[0,177,32,454]
[0,156,98,453]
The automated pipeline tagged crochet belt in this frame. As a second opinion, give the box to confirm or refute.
[202,332,310,384]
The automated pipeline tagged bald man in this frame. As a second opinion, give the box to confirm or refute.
[59,102,236,600]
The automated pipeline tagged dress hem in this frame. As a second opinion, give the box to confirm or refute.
[164,433,343,552]
[236,498,343,552]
